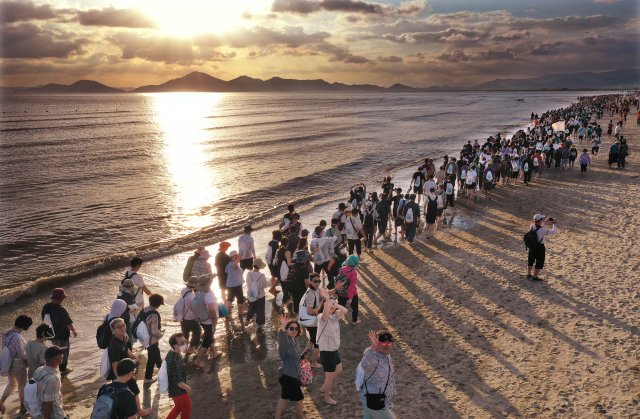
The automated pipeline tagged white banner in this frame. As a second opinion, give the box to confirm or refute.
[552,120,565,133]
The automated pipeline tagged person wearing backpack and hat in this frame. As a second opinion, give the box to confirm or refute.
[117,280,138,342]
[182,247,204,283]
[225,250,246,317]
[335,255,361,325]
[142,294,164,384]
[29,346,74,419]
[193,275,221,369]
[245,258,268,331]
[190,249,214,279]
[178,276,200,355]
[41,288,76,375]
[95,358,139,419]
[527,214,557,281]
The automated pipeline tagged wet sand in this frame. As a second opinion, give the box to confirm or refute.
[3,110,640,418]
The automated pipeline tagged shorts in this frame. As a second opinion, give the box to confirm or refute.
[446,194,454,208]
[320,350,342,373]
[581,163,588,172]
[592,146,599,153]
[377,218,388,233]
[218,274,228,290]
[269,264,280,279]
[394,217,403,227]
[413,186,423,194]
[307,326,319,348]
[527,244,546,270]
[578,135,584,139]
[511,170,520,179]
[240,258,254,271]
[535,166,542,174]
[483,182,493,191]
[279,375,303,401]
[226,285,245,304]
[200,323,215,348]
[466,182,476,190]
[314,261,329,274]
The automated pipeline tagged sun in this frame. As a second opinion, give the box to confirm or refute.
[130,0,259,36]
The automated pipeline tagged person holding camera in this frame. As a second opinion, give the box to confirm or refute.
[358,330,397,419]
[527,214,557,281]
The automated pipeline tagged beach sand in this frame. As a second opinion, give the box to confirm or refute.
[3,110,639,419]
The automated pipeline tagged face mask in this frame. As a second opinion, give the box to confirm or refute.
[179,344,188,352]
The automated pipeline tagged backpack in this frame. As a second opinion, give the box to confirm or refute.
[191,291,212,323]
[426,196,437,215]
[300,360,313,386]
[120,271,141,298]
[132,310,159,348]
[96,315,113,350]
[523,225,543,250]
[247,272,262,302]
[405,207,414,223]
[24,368,56,417]
[285,265,299,283]
[523,162,529,172]
[415,176,421,187]
[461,169,467,179]
[99,350,111,379]
[173,291,192,323]
[266,240,278,267]
[335,267,354,295]
[0,333,18,377]
[158,361,169,394]
[364,210,374,228]
[91,384,131,419]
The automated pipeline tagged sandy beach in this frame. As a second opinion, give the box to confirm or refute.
[2,105,639,419]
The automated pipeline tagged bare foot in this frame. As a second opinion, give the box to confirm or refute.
[193,361,205,368]
[310,363,322,369]
[184,348,196,354]
[143,378,157,384]
[352,320,362,325]
[138,408,152,416]
[211,351,223,359]
[324,397,338,405]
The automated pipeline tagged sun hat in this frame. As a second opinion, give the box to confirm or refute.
[533,214,545,222]
[244,225,253,233]
[294,250,309,261]
[218,242,231,251]
[229,250,238,258]
[197,274,212,292]
[337,203,347,210]
[51,288,67,300]
[253,258,267,269]
[342,255,360,268]
[121,278,136,293]
[199,250,211,259]
[187,276,199,288]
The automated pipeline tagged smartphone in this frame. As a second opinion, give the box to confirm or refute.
[301,349,311,360]
[548,217,555,222]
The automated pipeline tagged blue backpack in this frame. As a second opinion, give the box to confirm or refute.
[91,384,130,419]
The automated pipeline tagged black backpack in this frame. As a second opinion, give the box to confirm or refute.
[426,196,438,215]
[523,225,543,250]
[96,316,112,350]
[364,210,374,228]
[131,309,161,339]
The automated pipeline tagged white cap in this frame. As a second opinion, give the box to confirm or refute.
[533,214,545,222]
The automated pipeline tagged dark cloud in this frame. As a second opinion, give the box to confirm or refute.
[312,41,369,63]
[376,55,402,62]
[271,0,425,16]
[107,32,202,63]
[76,5,159,29]
[0,22,88,58]
[240,10,253,20]
[410,28,490,46]
[507,14,622,32]
[0,0,60,24]
[491,30,531,42]
[526,41,566,56]
[436,48,516,62]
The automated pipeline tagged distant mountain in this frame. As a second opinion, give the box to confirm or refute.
[132,71,228,93]
[469,69,639,91]
[20,80,124,94]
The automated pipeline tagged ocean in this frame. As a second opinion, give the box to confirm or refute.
[0,91,580,303]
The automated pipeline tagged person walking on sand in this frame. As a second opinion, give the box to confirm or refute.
[424,188,440,239]
[41,288,77,375]
[402,194,420,248]
[267,231,283,296]
[578,149,591,175]
[239,225,256,271]
[409,166,426,206]
[96,358,139,419]
[143,294,164,384]
[526,214,557,281]
[215,242,231,302]
[193,275,221,368]
[275,314,309,419]
[317,292,348,406]
[178,276,200,354]
[345,208,366,261]
[245,258,268,331]
[335,255,361,325]
[190,249,213,279]
[182,247,204,283]
[25,323,54,380]
[32,346,75,419]
[358,330,397,419]
[225,251,246,317]
[1,315,32,418]
[300,273,323,369]
[124,257,153,313]
[165,333,191,419]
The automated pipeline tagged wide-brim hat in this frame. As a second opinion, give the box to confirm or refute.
[337,203,346,210]
[218,242,231,251]
[121,278,136,293]
[229,250,238,258]
[342,255,359,267]
[199,250,211,259]
[197,274,213,292]
[51,288,67,300]
[253,258,267,270]
[294,250,309,261]
[187,276,199,288]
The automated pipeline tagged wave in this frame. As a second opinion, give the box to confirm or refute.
[0,120,148,132]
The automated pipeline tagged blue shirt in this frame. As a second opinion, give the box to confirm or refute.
[225,261,244,287]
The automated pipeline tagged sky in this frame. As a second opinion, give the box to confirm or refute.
[0,0,638,88]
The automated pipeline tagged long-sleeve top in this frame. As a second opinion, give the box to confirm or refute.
[144,307,162,346]
[165,349,187,398]
[359,349,396,409]
[2,328,26,360]
[531,224,557,244]
[337,266,358,300]
[578,153,591,165]
[278,328,301,379]
[25,339,46,379]
[191,259,213,278]
[239,234,256,259]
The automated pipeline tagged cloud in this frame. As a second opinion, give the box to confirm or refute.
[436,48,516,62]
[271,0,426,16]
[240,10,253,20]
[76,5,160,29]
[0,22,88,58]
[491,30,530,42]
[311,41,370,63]
[376,55,402,62]
[0,0,60,24]
[593,0,621,3]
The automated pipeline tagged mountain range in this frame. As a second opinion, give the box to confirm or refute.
[3,69,638,94]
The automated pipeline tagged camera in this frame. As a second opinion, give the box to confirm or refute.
[547,217,555,222]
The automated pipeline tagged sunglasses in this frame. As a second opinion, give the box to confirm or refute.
[312,280,321,284]
[378,341,393,346]
[288,326,300,332]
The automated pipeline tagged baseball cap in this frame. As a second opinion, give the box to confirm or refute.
[44,346,67,360]
[533,214,545,222]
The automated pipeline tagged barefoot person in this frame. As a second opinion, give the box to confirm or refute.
[359,331,397,419]
[165,333,191,419]
[275,315,308,419]
[335,255,361,325]
[193,275,221,368]
[41,288,77,375]
[225,250,246,317]
[317,291,349,405]
[526,214,557,281]
[1,315,32,418]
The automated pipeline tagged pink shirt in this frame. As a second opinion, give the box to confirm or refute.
[337,266,358,300]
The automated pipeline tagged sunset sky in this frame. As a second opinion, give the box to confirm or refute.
[1,0,638,88]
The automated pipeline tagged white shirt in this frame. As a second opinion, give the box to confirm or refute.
[238,234,256,259]
[126,270,145,307]
[345,216,363,240]
[531,224,557,244]
[201,291,218,325]
[423,180,437,194]
[310,237,328,265]
[466,171,478,184]
[179,287,196,321]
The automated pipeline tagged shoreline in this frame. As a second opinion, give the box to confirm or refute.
[1,93,637,418]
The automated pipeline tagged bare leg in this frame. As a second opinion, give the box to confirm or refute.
[295,400,309,419]
[136,395,152,416]
[275,399,287,419]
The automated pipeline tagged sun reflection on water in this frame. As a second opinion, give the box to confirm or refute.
[150,93,222,230]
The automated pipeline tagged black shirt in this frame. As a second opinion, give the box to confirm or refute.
[215,251,231,282]
[97,381,138,419]
[41,303,72,340]
[107,336,131,380]
[412,171,425,187]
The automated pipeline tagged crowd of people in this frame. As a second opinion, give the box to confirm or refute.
[1,93,636,419]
